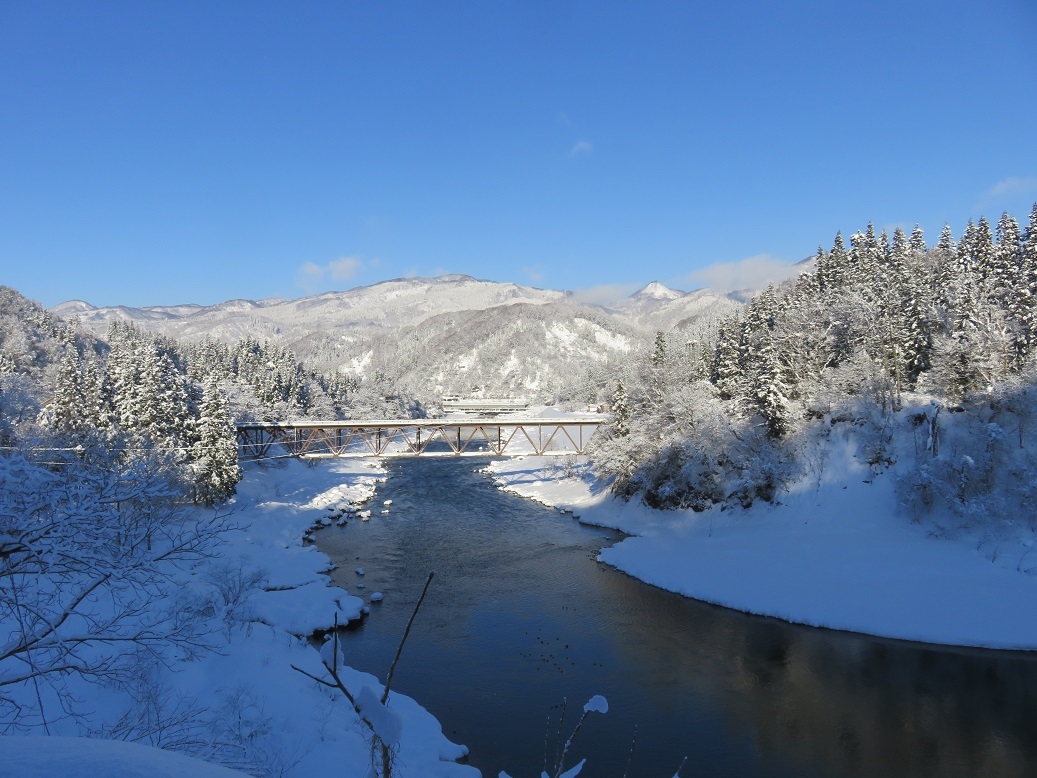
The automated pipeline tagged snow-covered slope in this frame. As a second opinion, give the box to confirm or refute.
[50,275,746,402]
[485,401,1037,650]
[356,301,644,401]
[609,283,744,332]
[56,275,567,344]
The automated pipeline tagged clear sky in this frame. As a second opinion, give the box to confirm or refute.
[2,1,1036,308]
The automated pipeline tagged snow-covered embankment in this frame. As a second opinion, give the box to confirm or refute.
[1,457,477,778]
[485,426,1037,652]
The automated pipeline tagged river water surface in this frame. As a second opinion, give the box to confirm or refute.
[316,458,1037,777]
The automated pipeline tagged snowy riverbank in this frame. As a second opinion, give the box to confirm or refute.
[1,458,476,777]
[485,423,1037,652]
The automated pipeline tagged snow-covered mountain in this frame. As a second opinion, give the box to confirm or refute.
[607,282,744,332]
[354,301,644,402]
[51,275,746,402]
[53,275,567,345]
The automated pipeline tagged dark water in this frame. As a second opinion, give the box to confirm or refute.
[316,458,1037,778]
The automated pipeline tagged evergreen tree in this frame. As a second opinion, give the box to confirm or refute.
[972,216,996,287]
[886,227,909,284]
[711,319,742,400]
[822,233,849,289]
[41,345,102,435]
[1011,203,1037,361]
[956,219,976,277]
[932,223,959,311]
[890,226,909,262]
[935,223,956,255]
[909,224,927,254]
[651,331,667,368]
[748,334,792,437]
[609,380,630,437]
[993,211,1022,306]
[902,274,933,386]
[192,377,241,505]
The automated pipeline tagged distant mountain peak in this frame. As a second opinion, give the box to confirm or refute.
[632,281,684,301]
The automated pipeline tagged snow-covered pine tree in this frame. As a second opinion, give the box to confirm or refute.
[942,280,983,398]
[651,331,667,368]
[1014,203,1037,360]
[909,224,927,254]
[890,227,908,262]
[191,377,241,505]
[993,212,1021,296]
[825,232,850,289]
[40,343,102,435]
[799,247,825,295]
[972,216,996,290]
[901,272,933,386]
[609,380,630,437]
[711,318,742,401]
[956,219,977,278]
[930,223,959,312]
[748,333,793,437]
[133,344,191,450]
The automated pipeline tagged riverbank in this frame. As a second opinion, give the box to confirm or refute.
[485,436,1037,651]
[2,458,476,778]
[191,457,477,776]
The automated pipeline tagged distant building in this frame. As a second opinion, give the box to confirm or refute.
[441,397,530,415]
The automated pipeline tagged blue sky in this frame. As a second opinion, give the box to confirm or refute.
[2,1,1036,308]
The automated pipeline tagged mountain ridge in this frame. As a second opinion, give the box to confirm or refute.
[48,274,755,401]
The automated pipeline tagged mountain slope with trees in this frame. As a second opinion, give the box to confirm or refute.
[591,208,1037,535]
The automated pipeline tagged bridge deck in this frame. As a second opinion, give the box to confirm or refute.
[236,417,604,459]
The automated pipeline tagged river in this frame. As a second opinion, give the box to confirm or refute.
[316,457,1037,777]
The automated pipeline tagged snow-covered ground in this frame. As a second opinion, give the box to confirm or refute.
[485,420,1037,651]
[2,458,476,777]
[0,736,250,777]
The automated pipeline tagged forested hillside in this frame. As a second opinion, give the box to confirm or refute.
[592,208,1037,527]
[51,276,742,407]
[2,286,370,506]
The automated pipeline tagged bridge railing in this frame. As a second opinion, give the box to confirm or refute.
[236,418,605,459]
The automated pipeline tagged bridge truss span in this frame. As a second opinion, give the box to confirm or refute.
[236,418,605,460]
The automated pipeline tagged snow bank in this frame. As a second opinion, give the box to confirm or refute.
[0,736,248,778]
[8,458,476,778]
[485,435,1037,651]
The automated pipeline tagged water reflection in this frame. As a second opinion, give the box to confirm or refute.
[316,458,1037,777]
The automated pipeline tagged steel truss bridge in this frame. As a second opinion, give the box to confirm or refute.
[236,418,604,460]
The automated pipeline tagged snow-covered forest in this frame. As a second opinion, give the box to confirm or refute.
[592,208,1037,526]
[3,206,1037,774]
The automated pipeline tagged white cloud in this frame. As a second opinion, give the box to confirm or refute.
[979,176,1037,208]
[328,256,361,280]
[296,261,326,294]
[296,255,365,293]
[571,283,642,307]
[568,140,593,157]
[683,254,801,292]
[523,265,544,284]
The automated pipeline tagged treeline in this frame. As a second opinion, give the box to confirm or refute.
[0,294,329,505]
[593,206,1037,511]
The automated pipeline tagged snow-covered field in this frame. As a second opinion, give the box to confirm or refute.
[1,458,476,778]
[486,423,1037,652]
